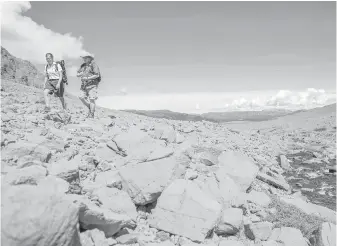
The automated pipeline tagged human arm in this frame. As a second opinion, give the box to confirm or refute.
[82,63,100,81]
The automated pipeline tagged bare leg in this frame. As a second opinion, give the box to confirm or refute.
[59,97,67,110]
[79,96,90,109]
[44,89,51,108]
[89,99,96,117]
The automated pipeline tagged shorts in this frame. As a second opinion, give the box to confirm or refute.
[80,86,98,100]
[45,79,64,98]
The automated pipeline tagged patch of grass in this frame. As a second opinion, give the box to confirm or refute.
[314,127,327,132]
[265,195,325,239]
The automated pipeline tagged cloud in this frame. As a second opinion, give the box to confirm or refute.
[223,88,336,111]
[96,88,336,113]
[1,1,92,64]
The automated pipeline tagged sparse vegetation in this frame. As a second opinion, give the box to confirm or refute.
[314,127,327,132]
[265,195,325,239]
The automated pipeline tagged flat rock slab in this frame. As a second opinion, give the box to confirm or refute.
[149,179,222,242]
[91,187,138,221]
[215,208,243,236]
[3,165,47,185]
[269,227,308,246]
[217,151,259,192]
[2,185,81,246]
[48,157,80,182]
[66,194,135,237]
[244,222,273,241]
[257,172,290,191]
[119,157,181,205]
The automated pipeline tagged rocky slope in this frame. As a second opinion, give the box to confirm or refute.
[1,56,336,245]
[1,46,45,88]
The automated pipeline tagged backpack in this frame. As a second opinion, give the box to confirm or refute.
[90,62,101,83]
[45,60,68,85]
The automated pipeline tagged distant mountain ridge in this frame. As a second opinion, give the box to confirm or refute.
[123,108,303,123]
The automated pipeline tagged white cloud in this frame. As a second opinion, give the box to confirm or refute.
[1,1,92,64]
[96,88,336,113]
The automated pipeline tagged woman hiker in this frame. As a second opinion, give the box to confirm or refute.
[43,53,67,112]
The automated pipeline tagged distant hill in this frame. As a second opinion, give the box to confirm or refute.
[123,108,296,123]
[1,47,45,89]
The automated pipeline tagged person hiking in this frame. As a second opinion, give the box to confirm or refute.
[44,53,67,112]
[77,55,101,118]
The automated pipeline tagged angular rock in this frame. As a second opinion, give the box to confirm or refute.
[310,222,336,246]
[279,155,291,170]
[67,194,135,237]
[37,175,70,194]
[218,240,245,246]
[244,222,273,241]
[280,197,336,224]
[143,241,175,246]
[259,241,281,246]
[269,227,309,246]
[16,155,46,169]
[91,187,138,221]
[197,151,218,166]
[215,208,243,236]
[218,151,259,191]
[82,229,109,246]
[94,170,122,189]
[3,141,51,162]
[247,190,271,207]
[116,233,139,244]
[2,185,81,246]
[149,179,222,242]
[48,157,80,182]
[257,172,290,191]
[119,157,181,205]
[3,165,47,185]
[185,169,198,180]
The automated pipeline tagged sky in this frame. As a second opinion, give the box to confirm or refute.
[1,1,336,113]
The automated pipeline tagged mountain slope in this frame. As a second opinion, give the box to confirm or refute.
[1,47,45,88]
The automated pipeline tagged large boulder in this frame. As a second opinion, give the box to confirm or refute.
[91,187,138,221]
[269,227,309,246]
[310,222,336,246]
[119,157,182,205]
[2,141,51,162]
[2,185,81,246]
[149,179,222,242]
[244,222,273,241]
[215,208,243,236]
[217,151,258,191]
[247,190,271,207]
[218,240,245,246]
[80,229,109,246]
[280,197,336,224]
[67,194,135,237]
[48,157,80,182]
[37,175,70,194]
[3,165,47,185]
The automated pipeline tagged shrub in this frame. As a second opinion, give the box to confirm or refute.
[265,195,325,239]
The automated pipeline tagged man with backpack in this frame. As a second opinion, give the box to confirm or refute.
[77,55,101,118]
[44,53,68,112]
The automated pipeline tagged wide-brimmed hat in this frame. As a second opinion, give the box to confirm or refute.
[81,55,94,60]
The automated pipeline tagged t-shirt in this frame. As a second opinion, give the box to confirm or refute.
[45,62,62,80]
